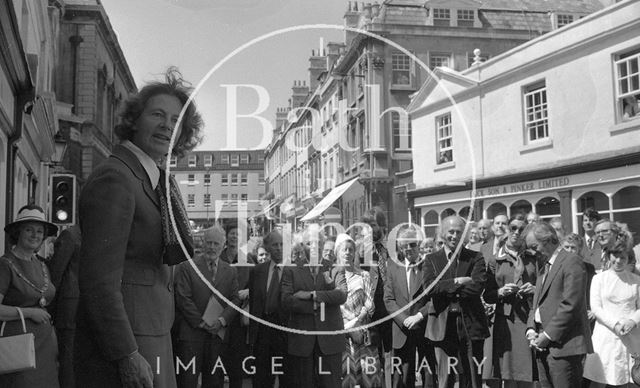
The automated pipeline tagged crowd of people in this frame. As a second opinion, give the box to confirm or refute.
[0,68,639,388]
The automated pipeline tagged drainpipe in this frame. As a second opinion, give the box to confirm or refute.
[69,26,83,114]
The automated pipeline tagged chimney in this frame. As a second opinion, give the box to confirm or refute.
[326,41,345,71]
[291,80,309,108]
[309,48,327,91]
[344,1,362,46]
[275,107,290,130]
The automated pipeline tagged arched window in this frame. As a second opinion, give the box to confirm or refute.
[536,196,560,221]
[612,186,640,246]
[486,202,507,220]
[423,210,439,238]
[509,200,532,218]
[577,191,610,235]
[459,206,472,220]
[441,208,456,219]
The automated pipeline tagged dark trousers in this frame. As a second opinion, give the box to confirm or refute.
[536,352,584,388]
[175,336,225,388]
[289,340,342,388]
[57,328,76,388]
[253,323,289,388]
[392,329,437,388]
[434,313,484,388]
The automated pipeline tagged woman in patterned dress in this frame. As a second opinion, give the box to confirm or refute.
[0,205,59,388]
[338,233,383,388]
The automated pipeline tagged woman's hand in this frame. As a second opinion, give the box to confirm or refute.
[518,282,536,295]
[619,318,637,335]
[25,307,51,324]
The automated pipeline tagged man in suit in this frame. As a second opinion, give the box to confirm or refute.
[580,208,602,271]
[248,231,290,388]
[384,227,435,388]
[423,216,489,388]
[480,214,508,269]
[525,222,592,388]
[281,232,347,387]
[174,226,240,388]
[48,225,81,388]
[75,76,201,388]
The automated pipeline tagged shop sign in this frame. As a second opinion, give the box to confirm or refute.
[471,176,570,198]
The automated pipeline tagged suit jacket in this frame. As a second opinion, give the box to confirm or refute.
[281,265,347,357]
[480,237,499,269]
[383,260,430,349]
[174,256,239,342]
[48,225,81,330]
[527,249,593,357]
[76,145,175,363]
[248,261,288,345]
[423,247,490,340]
[581,241,603,272]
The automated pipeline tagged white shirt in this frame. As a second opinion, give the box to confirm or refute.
[121,140,160,189]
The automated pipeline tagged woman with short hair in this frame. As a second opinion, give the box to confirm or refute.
[0,204,59,387]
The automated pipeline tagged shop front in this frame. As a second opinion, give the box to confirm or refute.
[411,164,640,243]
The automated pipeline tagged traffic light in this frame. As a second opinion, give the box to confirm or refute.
[50,174,76,225]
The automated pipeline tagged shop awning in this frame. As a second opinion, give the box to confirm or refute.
[301,178,359,222]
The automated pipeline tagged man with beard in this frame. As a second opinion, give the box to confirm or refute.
[174,226,240,388]
[424,216,489,388]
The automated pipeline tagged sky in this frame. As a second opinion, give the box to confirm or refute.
[101,0,349,150]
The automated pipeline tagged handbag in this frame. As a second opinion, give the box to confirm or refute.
[0,307,36,374]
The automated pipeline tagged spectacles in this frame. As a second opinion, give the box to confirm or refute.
[595,229,611,235]
[401,242,418,251]
[509,225,525,233]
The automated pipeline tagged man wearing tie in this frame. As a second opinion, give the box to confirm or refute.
[248,231,289,388]
[525,222,592,388]
[384,227,435,388]
[423,216,489,388]
[580,208,602,270]
[281,232,347,387]
[173,226,240,388]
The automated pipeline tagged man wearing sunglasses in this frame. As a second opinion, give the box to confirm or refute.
[423,216,489,388]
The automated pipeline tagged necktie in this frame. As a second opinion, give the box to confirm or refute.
[587,238,593,250]
[265,266,280,315]
[377,244,388,283]
[541,261,551,288]
[156,169,194,265]
[409,267,417,295]
[207,259,217,283]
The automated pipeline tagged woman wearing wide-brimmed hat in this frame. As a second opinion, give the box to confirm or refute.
[0,204,59,388]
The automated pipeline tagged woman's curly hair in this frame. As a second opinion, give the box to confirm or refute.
[114,67,203,158]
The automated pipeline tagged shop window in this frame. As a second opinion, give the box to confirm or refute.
[459,206,472,220]
[509,200,532,218]
[577,191,611,234]
[423,210,439,238]
[436,113,453,164]
[429,53,451,70]
[612,186,640,246]
[392,111,412,151]
[392,53,413,86]
[535,197,560,220]
[524,81,549,142]
[614,49,640,122]
[486,202,507,220]
[441,208,456,219]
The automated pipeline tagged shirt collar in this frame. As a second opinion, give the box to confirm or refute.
[121,140,160,189]
[443,245,453,259]
[547,245,563,266]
